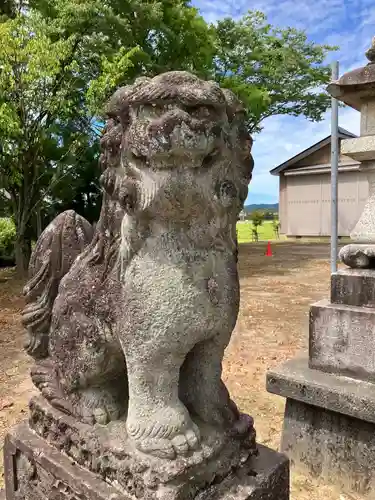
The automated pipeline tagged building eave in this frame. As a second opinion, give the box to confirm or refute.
[284,162,361,176]
[269,127,358,176]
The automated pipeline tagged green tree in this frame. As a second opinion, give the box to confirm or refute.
[0,10,97,272]
[0,0,16,19]
[251,210,264,239]
[32,0,216,113]
[0,0,215,274]
[272,217,280,239]
[212,11,337,132]
[47,136,102,225]
[0,3,339,275]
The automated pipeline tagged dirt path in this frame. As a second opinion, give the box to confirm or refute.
[0,244,360,498]
[0,269,35,486]
[226,242,357,500]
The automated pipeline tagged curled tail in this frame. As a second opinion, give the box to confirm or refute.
[22,210,93,360]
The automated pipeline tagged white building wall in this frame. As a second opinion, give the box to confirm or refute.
[282,169,368,237]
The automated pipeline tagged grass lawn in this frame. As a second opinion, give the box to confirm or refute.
[237,220,282,243]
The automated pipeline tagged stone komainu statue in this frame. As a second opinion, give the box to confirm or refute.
[22,71,254,459]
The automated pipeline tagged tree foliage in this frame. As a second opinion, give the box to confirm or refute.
[47,137,102,224]
[0,3,338,273]
[30,0,215,114]
[0,0,17,20]
[213,11,337,132]
[0,0,215,273]
[0,217,16,265]
[272,217,280,238]
[251,210,264,230]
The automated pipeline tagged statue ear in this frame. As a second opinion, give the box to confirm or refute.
[100,169,138,213]
[118,188,133,212]
[99,172,116,195]
[215,180,238,203]
[116,179,138,213]
[100,169,116,197]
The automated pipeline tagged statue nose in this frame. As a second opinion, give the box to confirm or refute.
[170,121,210,153]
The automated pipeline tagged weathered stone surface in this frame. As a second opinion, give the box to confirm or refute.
[361,99,375,136]
[22,210,94,361]
[267,356,375,496]
[270,42,375,496]
[339,243,375,268]
[4,421,125,500]
[348,164,375,242]
[309,299,375,381]
[327,39,375,112]
[281,399,375,497]
[341,136,375,162]
[3,71,272,500]
[267,355,375,424]
[331,268,375,306]
[6,70,289,500]
[20,70,255,463]
[195,444,289,500]
[27,395,256,500]
[3,419,288,500]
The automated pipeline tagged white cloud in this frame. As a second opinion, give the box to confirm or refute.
[284,143,298,152]
[192,0,372,203]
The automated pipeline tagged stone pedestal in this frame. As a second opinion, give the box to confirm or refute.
[4,422,124,500]
[267,357,375,496]
[2,398,290,500]
[267,268,375,496]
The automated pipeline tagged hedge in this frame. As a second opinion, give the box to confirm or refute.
[0,217,16,267]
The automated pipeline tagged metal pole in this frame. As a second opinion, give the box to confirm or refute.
[330,61,339,274]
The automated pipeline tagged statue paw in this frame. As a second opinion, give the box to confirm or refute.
[79,387,125,425]
[82,404,121,425]
[127,405,201,459]
[135,425,200,459]
[210,398,241,428]
[228,412,255,438]
[186,391,240,430]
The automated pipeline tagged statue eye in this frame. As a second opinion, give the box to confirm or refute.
[185,104,216,116]
[215,180,237,201]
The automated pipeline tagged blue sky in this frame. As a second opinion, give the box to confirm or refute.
[192,0,375,204]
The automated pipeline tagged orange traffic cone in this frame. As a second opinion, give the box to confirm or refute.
[265,241,273,257]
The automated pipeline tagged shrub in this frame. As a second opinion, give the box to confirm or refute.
[0,217,16,265]
[272,218,280,239]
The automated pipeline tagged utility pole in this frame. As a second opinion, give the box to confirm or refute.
[330,61,339,274]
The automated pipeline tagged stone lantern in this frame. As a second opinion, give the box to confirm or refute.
[328,36,375,266]
[266,37,375,497]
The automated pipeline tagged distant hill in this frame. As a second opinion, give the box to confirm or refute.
[244,203,278,212]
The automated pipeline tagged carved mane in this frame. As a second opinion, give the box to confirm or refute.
[22,211,94,359]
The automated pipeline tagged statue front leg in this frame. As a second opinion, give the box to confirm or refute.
[123,341,200,459]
